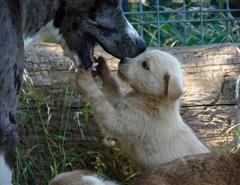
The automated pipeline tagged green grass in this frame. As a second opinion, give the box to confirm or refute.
[225,124,240,152]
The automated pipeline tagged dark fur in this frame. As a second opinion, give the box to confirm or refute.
[0,0,23,168]
[0,0,145,172]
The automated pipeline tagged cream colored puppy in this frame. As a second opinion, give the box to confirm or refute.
[76,49,209,171]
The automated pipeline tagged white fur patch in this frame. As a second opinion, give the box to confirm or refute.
[24,20,63,49]
[0,153,12,185]
[23,37,34,48]
[81,175,119,185]
[236,76,240,99]
[81,175,106,185]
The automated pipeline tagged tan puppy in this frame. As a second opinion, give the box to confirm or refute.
[76,49,209,171]
[49,170,118,185]
[131,151,240,185]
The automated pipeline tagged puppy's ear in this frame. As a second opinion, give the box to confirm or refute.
[164,73,183,101]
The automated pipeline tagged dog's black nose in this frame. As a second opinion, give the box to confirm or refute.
[120,58,128,64]
[136,38,146,54]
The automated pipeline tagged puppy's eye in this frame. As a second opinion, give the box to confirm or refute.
[142,61,149,70]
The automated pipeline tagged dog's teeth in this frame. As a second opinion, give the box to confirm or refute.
[92,63,99,68]
[91,64,98,73]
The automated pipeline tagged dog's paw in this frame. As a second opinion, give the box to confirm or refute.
[96,56,110,77]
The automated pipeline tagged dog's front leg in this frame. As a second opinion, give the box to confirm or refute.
[96,57,122,107]
[76,70,120,137]
[0,2,24,185]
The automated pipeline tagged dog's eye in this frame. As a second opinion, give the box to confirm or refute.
[142,61,149,70]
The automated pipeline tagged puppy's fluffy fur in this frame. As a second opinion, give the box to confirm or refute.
[76,49,209,171]
[49,170,118,185]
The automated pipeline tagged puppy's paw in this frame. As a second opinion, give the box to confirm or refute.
[76,69,95,94]
[96,57,111,78]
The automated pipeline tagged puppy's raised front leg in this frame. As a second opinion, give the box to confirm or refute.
[97,57,122,106]
[76,70,120,136]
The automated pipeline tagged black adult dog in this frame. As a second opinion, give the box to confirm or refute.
[0,1,146,184]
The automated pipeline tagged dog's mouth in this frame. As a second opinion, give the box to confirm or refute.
[70,34,98,76]
[84,36,98,76]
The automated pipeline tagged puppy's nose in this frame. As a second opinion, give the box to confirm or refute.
[136,38,146,54]
[120,58,128,64]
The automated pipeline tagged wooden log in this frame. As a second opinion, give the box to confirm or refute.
[22,43,240,150]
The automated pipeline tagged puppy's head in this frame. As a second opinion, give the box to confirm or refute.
[118,49,184,101]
